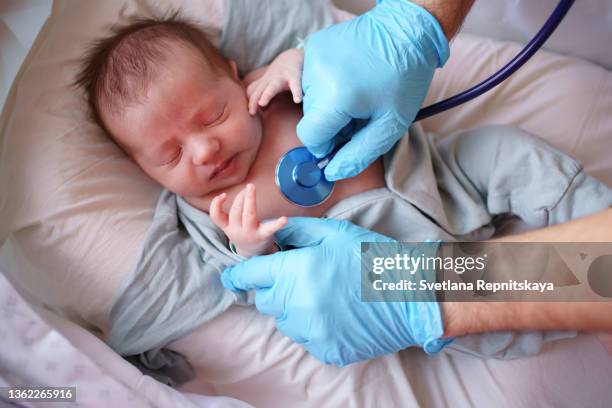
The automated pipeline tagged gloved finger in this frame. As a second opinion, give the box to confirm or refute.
[253,287,283,318]
[221,251,284,291]
[275,314,308,345]
[303,342,345,366]
[296,106,350,158]
[325,117,406,181]
[274,217,344,248]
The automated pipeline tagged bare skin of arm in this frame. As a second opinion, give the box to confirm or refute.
[492,208,612,243]
[412,0,475,39]
[443,208,612,337]
[444,301,612,337]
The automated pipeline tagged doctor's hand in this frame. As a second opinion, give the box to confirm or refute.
[297,0,449,181]
[221,217,451,366]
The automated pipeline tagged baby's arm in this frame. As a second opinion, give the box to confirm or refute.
[210,184,287,258]
[246,48,304,115]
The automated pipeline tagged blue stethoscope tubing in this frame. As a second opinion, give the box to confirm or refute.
[276,0,575,207]
[415,0,575,121]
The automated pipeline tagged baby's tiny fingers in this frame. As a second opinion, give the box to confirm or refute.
[210,193,229,228]
[242,183,259,230]
[246,81,258,98]
[247,80,265,100]
[259,79,285,107]
[259,216,288,237]
[248,82,267,115]
[248,79,266,115]
[229,188,246,226]
[289,78,302,104]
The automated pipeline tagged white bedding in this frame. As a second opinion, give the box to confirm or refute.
[0,269,251,408]
[173,307,612,407]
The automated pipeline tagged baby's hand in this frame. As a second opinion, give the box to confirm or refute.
[246,48,304,115]
[210,183,287,258]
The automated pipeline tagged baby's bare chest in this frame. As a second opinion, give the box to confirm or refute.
[250,100,386,220]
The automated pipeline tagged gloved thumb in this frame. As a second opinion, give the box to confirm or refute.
[221,252,285,291]
[325,116,407,181]
[297,106,351,158]
[274,217,346,248]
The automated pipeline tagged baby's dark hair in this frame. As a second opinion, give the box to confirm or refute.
[74,15,230,138]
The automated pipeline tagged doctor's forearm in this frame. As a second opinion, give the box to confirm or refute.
[492,208,612,242]
[442,208,612,337]
[410,0,475,39]
[442,302,612,338]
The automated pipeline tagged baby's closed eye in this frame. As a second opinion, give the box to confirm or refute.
[161,147,183,166]
[201,103,227,127]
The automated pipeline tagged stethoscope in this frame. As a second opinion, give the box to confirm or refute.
[276,0,575,207]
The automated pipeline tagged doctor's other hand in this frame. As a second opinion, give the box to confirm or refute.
[221,217,451,366]
[296,0,450,181]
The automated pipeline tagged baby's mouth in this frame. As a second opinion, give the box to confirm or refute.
[210,154,237,180]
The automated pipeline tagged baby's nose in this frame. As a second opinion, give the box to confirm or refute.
[189,136,221,166]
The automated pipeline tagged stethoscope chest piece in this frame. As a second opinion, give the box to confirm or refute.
[275,147,334,207]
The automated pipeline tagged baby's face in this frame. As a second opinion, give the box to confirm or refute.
[105,48,262,198]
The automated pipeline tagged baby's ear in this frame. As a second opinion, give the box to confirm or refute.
[228,60,239,81]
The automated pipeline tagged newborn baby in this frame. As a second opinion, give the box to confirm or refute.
[76,17,611,369]
[77,17,384,258]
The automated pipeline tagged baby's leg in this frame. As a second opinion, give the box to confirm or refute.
[436,125,611,228]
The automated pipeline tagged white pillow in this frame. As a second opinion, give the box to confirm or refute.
[0,0,611,339]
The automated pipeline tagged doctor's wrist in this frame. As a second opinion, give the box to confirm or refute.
[407,0,475,40]
[440,301,520,337]
[373,0,451,67]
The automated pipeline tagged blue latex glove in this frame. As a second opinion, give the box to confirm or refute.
[297,0,449,181]
[221,217,452,366]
